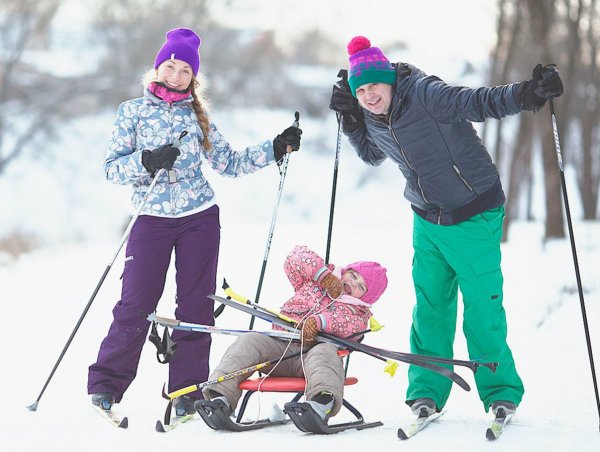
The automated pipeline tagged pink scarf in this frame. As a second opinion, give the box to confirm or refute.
[149,82,190,104]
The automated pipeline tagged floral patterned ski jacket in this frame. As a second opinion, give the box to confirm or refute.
[104,88,276,217]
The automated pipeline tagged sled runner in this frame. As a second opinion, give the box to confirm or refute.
[196,350,382,434]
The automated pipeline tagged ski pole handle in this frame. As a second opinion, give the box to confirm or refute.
[223,280,251,303]
[283,111,300,154]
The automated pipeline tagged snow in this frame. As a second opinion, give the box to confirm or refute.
[2,14,599,445]
[2,129,600,449]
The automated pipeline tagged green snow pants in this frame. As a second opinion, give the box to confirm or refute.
[406,206,524,411]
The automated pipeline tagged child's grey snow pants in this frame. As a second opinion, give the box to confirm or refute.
[203,333,345,415]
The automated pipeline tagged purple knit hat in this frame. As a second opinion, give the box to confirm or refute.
[347,36,396,97]
[154,28,201,75]
[342,261,388,304]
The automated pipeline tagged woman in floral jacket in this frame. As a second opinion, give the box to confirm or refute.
[202,245,388,422]
[87,28,301,416]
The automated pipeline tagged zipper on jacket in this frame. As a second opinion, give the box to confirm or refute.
[387,122,433,205]
[452,164,474,192]
[168,106,176,215]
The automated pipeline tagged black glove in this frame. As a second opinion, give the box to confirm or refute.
[141,144,181,176]
[519,64,564,111]
[329,78,364,132]
[273,125,302,164]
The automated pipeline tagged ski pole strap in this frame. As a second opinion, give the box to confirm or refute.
[214,304,226,318]
[148,321,177,364]
[161,383,174,425]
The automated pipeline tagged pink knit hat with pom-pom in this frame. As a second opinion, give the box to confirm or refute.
[347,36,396,97]
[342,261,388,304]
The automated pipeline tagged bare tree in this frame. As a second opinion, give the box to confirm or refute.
[88,0,308,110]
[487,0,600,240]
[574,0,600,218]
[524,0,566,239]
[88,0,216,104]
[0,0,79,175]
[503,112,535,240]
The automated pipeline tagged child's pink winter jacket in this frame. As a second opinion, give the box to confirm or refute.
[278,245,372,339]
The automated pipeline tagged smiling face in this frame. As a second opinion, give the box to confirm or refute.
[355,82,393,115]
[340,269,367,299]
[156,58,194,91]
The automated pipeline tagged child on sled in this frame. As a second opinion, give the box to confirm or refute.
[196,244,388,422]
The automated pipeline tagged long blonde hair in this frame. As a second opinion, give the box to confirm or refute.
[143,69,212,151]
[190,76,212,151]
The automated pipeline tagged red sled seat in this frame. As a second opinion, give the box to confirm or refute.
[239,376,358,393]
[234,349,380,431]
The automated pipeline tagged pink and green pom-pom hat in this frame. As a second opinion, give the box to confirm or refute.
[347,36,396,97]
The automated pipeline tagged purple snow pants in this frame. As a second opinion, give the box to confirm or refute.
[88,205,220,402]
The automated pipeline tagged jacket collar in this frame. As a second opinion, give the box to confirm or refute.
[144,86,193,107]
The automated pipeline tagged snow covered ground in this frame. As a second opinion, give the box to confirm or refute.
[1,87,598,452]
[3,159,600,450]
[4,2,598,449]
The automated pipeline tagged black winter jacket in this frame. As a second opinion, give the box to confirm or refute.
[346,63,523,225]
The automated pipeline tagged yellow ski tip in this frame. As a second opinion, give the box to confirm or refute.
[369,317,384,332]
[384,360,399,377]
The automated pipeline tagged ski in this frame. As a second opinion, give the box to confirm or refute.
[208,295,474,391]
[148,313,301,341]
[208,295,496,372]
[284,401,382,434]
[156,413,195,433]
[195,399,286,431]
[397,410,445,439]
[486,409,513,440]
[93,405,128,429]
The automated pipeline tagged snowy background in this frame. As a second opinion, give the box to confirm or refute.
[3,110,600,450]
[2,200,600,451]
[2,0,600,450]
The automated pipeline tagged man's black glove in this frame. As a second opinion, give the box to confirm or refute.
[141,144,181,176]
[273,125,302,164]
[518,64,564,111]
[329,78,364,132]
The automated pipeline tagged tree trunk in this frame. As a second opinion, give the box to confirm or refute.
[482,0,508,149]
[526,0,565,239]
[503,114,534,240]
[577,0,599,219]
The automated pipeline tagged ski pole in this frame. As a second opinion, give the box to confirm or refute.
[549,100,600,430]
[210,294,473,390]
[249,112,300,330]
[167,350,306,399]
[213,290,489,372]
[325,70,349,264]
[27,132,188,412]
[157,326,398,397]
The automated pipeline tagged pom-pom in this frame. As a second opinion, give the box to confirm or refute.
[347,36,371,55]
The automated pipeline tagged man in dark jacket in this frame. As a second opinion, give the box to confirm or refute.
[329,36,563,419]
